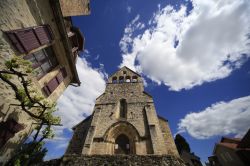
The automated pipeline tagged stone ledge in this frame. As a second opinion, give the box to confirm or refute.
[40,155,186,166]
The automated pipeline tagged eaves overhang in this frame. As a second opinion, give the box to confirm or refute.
[50,0,81,86]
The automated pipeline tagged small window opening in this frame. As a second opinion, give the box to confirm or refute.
[112,77,117,83]
[132,76,138,82]
[120,99,127,119]
[119,76,124,83]
[125,76,131,82]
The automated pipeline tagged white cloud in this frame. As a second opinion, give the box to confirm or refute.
[127,6,132,13]
[120,0,250,91]
[45,57,106,156]
[178,96,250,139]
[94,54,100,60]
[84,49,89,54]
[82,49,91,58]
[120,14,145,64]
[56,58,106,128]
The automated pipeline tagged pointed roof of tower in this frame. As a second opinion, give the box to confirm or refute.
[109,66,141,79]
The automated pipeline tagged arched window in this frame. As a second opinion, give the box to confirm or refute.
[132,76,137,82]
[120,99,127,119]
[119,76,124,83]
[115,134,130,154]
[112,77,117,83]
[125,76,131,82]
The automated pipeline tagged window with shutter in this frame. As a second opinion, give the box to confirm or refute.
[42,86,50,97]
[34,26,53,45]
[56,72,64,83]
[0,119,24,148]
[5,25,53,53]
[60,67,67,78]
[47,77,59,93]
[42,67,67,97]
[16,29,41,52]
[5,33,25,53]
[23,46,58,79]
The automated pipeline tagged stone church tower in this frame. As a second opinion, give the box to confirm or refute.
[66,66,179,156]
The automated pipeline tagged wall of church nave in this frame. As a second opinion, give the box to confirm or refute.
[135,140,149,155]
[158,118,179,157]
[90,142,109,154]
[90,139,151,155]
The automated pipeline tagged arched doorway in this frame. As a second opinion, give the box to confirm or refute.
[115,134,130,154]
[104,121,140,154]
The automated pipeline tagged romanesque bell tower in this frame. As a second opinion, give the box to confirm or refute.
[66,66,179,156]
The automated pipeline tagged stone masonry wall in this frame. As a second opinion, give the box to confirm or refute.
[41,155,186,166]
[59,0,90,16]
[0,0,73,163]
[69,67,179,156]
[65,116,93,155]
[158,118,179,157]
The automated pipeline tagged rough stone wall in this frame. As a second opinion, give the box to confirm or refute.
[65,116,92,155]
[49,155,186,166]
[158,118,179,157]
[144,105,168,154]
[60,0,90,17]
[0,0,73,163]
[93,68,151,139]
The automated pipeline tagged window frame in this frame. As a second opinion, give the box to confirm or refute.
[23,46,58,80]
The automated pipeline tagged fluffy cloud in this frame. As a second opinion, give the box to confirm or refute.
[120,0,250,91]
[178,96,250,139]
[45,57,106,157]
[56,58,106,129]
[127,6,132,13]
[120,14,145,55]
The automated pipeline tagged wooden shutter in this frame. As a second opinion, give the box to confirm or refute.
[16,28,40,52]
[42,86,50,97]
[0,119,24,148]
[56,71,64,83]
[8,119,24,133]
[34,26,53,45]
[60,67,67,78]
[5,25,53,53]
[47,77,59,93]
[5,33,25,53]
[42,68,67,97]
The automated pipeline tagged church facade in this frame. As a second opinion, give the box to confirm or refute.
[66,66,179,156]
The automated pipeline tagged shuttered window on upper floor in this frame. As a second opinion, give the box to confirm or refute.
[42,67,68,97]
[23,46,58,79]
[5,25,53,53]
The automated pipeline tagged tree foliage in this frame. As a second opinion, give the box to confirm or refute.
[0,57,61,165]
[174,134,191,154]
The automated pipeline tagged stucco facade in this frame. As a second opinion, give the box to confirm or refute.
[66,67,179,156]
[0,0,88,163]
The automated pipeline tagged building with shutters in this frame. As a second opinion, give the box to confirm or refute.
[0,0,90,163]
[207,129,250,166]
[180,151,203,166]
[65,67,179,157]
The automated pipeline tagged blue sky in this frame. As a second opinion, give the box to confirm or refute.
[44,0,250,163]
